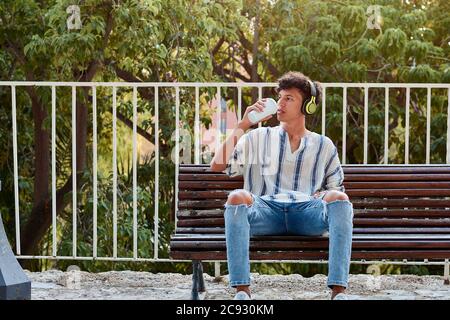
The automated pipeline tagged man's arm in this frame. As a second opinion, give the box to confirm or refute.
[210,123,248,172]
[321,146,345,192]
[314,145,345,199]
[210,99,273,172]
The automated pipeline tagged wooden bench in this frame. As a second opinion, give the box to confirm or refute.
[170,164,450,299]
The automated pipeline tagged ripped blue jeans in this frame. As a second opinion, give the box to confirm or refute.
[224,192,353,288]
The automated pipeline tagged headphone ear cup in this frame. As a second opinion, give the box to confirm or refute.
[301,99,308,115]
[302,97,317,115]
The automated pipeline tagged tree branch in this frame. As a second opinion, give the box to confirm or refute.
[116,111,153,142]
[211,37,225,55]
[212,60,250,82]
[80,8,114,81]
[106,59,155,101]
[238,30,280,78]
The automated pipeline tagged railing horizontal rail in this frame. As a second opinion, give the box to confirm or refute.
[1,81,450,88]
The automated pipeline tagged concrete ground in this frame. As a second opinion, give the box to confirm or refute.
[27,270,450,300]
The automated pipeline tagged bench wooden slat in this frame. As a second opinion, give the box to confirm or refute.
[179,174,243,181]
[179,165,450,173]
[178,198,450,209]
[179,181,243,189]
[170,250,450,260]
[351,218,450,227]
[179,189,450,199]
[353,199,450,208]
[346,182,450,189]
[342,167,450,174]
[176,227,225,234]
[172,234,450,240]
[175,227,450,234]
[179,181,450,190]
[179,173,450,182]
[352,227,450,234]
[177,209,450,219]
[345,174,450,182]
[176,218,450,228]
[179,178,450,191]
[170,240,450,251]
[348,189,450,197]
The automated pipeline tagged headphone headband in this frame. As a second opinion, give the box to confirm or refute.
[307,79,316,99]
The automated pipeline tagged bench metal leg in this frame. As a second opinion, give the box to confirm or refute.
[444,259,449,285]
[198,261,205,292]
[191,260,205,300]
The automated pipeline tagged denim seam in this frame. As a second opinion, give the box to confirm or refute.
[230,280,251,287]
[327,280,348,288]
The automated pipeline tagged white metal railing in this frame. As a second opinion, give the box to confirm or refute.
[1,81,450,263]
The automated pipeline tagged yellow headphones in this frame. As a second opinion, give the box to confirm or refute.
[301,80,318,115]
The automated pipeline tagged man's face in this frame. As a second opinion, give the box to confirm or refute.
[276,88,304,122]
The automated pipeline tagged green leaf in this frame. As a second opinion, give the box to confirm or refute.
[377,28,407,60]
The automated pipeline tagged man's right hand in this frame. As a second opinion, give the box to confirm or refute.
[238,99,274,130]
[211,99,274,172]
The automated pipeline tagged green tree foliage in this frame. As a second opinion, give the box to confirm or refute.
[212,0,449,165]
[0,0,244,272]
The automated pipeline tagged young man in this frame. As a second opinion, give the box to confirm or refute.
[210,71,353,300]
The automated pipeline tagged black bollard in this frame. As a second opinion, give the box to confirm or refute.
[0,203,31,299]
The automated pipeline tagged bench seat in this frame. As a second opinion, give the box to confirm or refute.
[170,164,450,298]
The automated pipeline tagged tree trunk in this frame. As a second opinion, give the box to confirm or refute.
[29,89,50,209]
[20,91,88,265]
[19,89,50,270]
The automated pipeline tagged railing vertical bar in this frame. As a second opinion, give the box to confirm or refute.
[194,86,200,164]
[216,86,222,149]
[51,86,57,256]
[321,87,326,135]
[112,86,117,258]
[364,87,368,164]
[72,86,77,257]
[258,86,262,128]
[447,88,450,164]
[175,87,180,230]
[237,87,242,122]
[405,87,410,164]
[426,87,431,164]
[154,87,159,259]
[214,262,220,278]
[384,87,389,164]
[132,86,138,259]
[11,86,21,255]
[92,86,98,258]
[342,87,347,165]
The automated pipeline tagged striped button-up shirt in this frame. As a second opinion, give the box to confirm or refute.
[224,126,344,203]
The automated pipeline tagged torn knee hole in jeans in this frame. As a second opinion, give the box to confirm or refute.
[224,202,254,214]
[325,199,352,205]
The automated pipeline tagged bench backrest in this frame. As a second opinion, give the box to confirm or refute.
[172,165,450,260]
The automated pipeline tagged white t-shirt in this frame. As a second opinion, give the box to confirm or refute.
[224,125,344,203]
